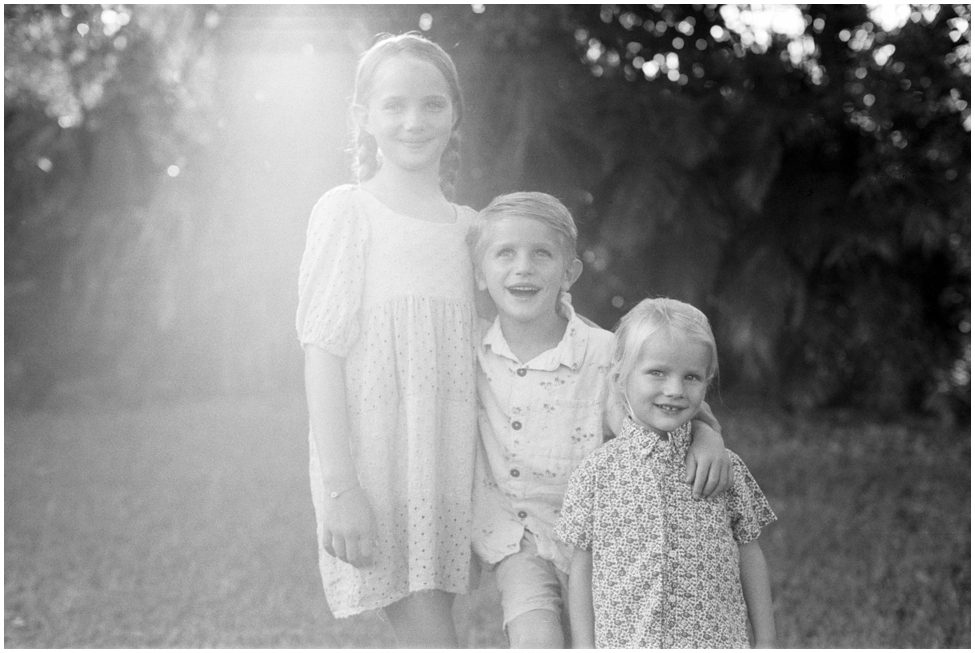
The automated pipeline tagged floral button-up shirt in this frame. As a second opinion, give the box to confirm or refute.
[472,305,617,573]
[555,417,776,648]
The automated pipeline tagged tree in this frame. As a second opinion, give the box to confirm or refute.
[5,4,221,406]
[431,4,971,420]
[5,4,969,423]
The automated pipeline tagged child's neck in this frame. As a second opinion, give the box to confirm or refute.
[630,416,688,441]
[498,311,568,364]
[364,166,451,221]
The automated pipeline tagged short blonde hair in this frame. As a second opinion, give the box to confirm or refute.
[611,297,719,403]
[466,191,578,266]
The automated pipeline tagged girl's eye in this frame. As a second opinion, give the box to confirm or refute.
[685,374,703,382]
[382,100,405,112]
[495,248,514,258]
[647,369,664,377]
[533,249,553,258]
[425,98,448,111]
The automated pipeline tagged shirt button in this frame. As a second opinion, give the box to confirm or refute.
[510,468,520,477]
[517,510,528,519]
[511,420,522,430]
[517,368,527,377]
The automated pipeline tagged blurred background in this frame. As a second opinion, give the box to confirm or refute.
[4,4,971,648]
[5,3,970,421]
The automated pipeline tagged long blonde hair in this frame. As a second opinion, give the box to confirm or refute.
[350,32,464,199]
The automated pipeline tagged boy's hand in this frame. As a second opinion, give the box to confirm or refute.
[685,421,731,499]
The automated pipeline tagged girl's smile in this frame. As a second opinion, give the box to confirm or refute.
[358,55,455,176]
[624,331,711,435]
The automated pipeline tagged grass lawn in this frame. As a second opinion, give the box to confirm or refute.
[4,393,970,647]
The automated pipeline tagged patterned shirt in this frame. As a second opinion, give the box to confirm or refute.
[472,303,617,573]
[555,417,776,648]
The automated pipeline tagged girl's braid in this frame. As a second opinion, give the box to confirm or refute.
[352,127,380,184]
[349,34,464,194]
[438,130,462,201]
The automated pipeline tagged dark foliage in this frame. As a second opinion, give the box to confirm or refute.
[4,5,970,423]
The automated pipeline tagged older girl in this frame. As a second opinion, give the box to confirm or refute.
[296,33,476,646]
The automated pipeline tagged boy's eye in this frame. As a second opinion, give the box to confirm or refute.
[685,374,703,382]
[533,248,553,258]
[382,100,405,112]
[646,369,664,377]
[495,247,515,258]
[425,98,448,111]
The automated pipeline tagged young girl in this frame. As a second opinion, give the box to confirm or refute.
[555,298,777,648]
[295,33,477,647]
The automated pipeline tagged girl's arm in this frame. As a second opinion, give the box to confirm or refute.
[739,540,776,648]
[567,547,596,648]
[305,345,376,568]
[685,400,732,499]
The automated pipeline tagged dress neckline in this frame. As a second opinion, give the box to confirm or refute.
[356,186,459,225]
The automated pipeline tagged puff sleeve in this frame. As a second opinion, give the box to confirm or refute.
[726,451,777,544]
[296,186,368,357]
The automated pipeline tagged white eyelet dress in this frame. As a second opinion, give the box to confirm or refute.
[296,185,479,618]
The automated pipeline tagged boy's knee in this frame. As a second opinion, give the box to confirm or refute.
[507,609,564,648]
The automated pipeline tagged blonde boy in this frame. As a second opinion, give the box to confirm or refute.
[466,192,729,647]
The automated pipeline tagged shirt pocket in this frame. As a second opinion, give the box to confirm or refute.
[526,396,604,485]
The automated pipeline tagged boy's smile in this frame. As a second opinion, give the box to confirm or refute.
[506,283,541,298]
[476,217,581,329]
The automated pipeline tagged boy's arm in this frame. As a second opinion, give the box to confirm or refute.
[695,399,722,433]
[568,547,596,648]
[739,540,776,648]
[686,400,732,499]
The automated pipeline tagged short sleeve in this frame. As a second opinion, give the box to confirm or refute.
[295,186,368,356]
[555,456,598,551]
[726,451,777,544]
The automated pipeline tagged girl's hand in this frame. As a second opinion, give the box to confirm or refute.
[684,420,732,499]
[322,487,377,568]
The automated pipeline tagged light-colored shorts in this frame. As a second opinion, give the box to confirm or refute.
[494,532,569,629]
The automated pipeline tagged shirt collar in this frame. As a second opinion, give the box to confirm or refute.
[481,297,590,371]
[619,416,693,460]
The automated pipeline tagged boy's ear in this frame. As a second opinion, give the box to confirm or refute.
[562,257,584,291]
